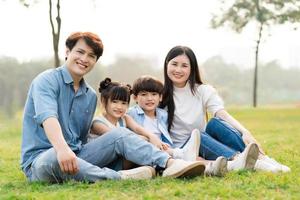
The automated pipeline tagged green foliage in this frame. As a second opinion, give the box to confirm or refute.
[202,57,300,105]
[0,108,300,199]
[211,0,300,32]
[211,0,300,107]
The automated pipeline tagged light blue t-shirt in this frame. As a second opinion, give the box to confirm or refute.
[127,105,173,146]
[21,65,97,176]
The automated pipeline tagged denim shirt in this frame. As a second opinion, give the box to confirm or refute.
[21,65,97,176]
[127,105,173,145]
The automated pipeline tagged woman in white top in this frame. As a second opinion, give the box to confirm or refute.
[160,46,290,173]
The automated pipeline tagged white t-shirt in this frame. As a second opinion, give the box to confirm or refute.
[88,115,126,141]
[170,83,224,147]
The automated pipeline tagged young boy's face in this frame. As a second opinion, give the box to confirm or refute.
[134,91,162,114]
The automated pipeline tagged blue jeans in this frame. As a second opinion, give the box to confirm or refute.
[28,127,170,183]
[198,117,246,160]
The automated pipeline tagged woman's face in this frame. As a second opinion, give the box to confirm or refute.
[166,54,191,88]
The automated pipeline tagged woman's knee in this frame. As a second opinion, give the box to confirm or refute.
[206,117,237,135]
[206,117,222,129]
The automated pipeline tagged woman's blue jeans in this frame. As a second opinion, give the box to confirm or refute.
[198,117,246,160]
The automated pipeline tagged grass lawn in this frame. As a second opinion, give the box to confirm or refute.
[0,107,299,199]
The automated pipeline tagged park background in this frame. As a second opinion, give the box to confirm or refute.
[0,0,300,199]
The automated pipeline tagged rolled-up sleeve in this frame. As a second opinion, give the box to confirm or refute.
[202,85,224,116]
[32,73,59,125]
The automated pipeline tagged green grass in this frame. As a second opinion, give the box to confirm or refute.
[0,107,300,199]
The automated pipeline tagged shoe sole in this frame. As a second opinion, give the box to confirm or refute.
[216,157,228,176]
[167,161,205,178]
[244,143,259,170]
[149,166,157,177]
[122,166,156,180]
[191,129,201,161]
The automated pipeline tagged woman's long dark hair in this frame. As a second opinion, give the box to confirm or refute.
[159,46,203,131]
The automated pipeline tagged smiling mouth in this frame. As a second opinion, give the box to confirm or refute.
[173,74,183,78]
[145,103,154,106]
[77,62,88,69]
[113,110,123,115]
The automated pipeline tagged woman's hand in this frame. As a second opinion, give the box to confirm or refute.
[242,130,265,154]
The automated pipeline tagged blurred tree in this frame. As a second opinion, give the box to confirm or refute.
[1,55,299,116]
[211,0,300,107]
[105,56,162,85]
[19,0,61,68]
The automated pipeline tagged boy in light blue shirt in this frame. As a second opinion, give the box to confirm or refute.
[128,75,200,161]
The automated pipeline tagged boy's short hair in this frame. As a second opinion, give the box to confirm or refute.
[65,32,104,60]
[132,75,163,96]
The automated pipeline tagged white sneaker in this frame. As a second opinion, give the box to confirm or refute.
[204,156,228,177]
[119,166,156,180]
[261,155,291,172]
[162,159,205,178]
[254,159,280,173]
[173,129,200,161]
[227,143,259,171]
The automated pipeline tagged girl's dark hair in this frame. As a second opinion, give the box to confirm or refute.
[99,78,132,106]
[132,75,163,96]
[159,46,203,131]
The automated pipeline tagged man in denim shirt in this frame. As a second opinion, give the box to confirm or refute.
[21,32,205,183]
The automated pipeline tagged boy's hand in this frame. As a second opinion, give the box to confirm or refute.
[149,134,165,150]
[162,142,170,151]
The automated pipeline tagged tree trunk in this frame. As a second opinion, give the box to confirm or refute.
[253,22,263,107]
[49,0,61,68]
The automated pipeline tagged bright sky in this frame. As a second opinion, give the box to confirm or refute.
[1,0,300,69]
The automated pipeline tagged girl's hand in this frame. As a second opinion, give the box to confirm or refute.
[149,134,164,150]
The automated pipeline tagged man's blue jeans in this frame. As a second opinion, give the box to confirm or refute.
[198,117,246,160]
[28,127,170,183]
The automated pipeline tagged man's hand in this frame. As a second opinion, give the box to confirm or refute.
[43,117,80,174]
[57,147,79,175]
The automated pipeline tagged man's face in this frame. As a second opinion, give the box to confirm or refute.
[65,39,98,80]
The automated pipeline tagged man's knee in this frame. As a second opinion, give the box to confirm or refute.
[109,127,133,138]
[30,149,61,182]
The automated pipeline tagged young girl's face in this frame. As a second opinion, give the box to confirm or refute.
[105,99,129,119]
[167,54,191,88]
[134,91,161,115]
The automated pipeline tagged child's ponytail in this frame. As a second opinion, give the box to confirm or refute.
[99,77,112,93]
